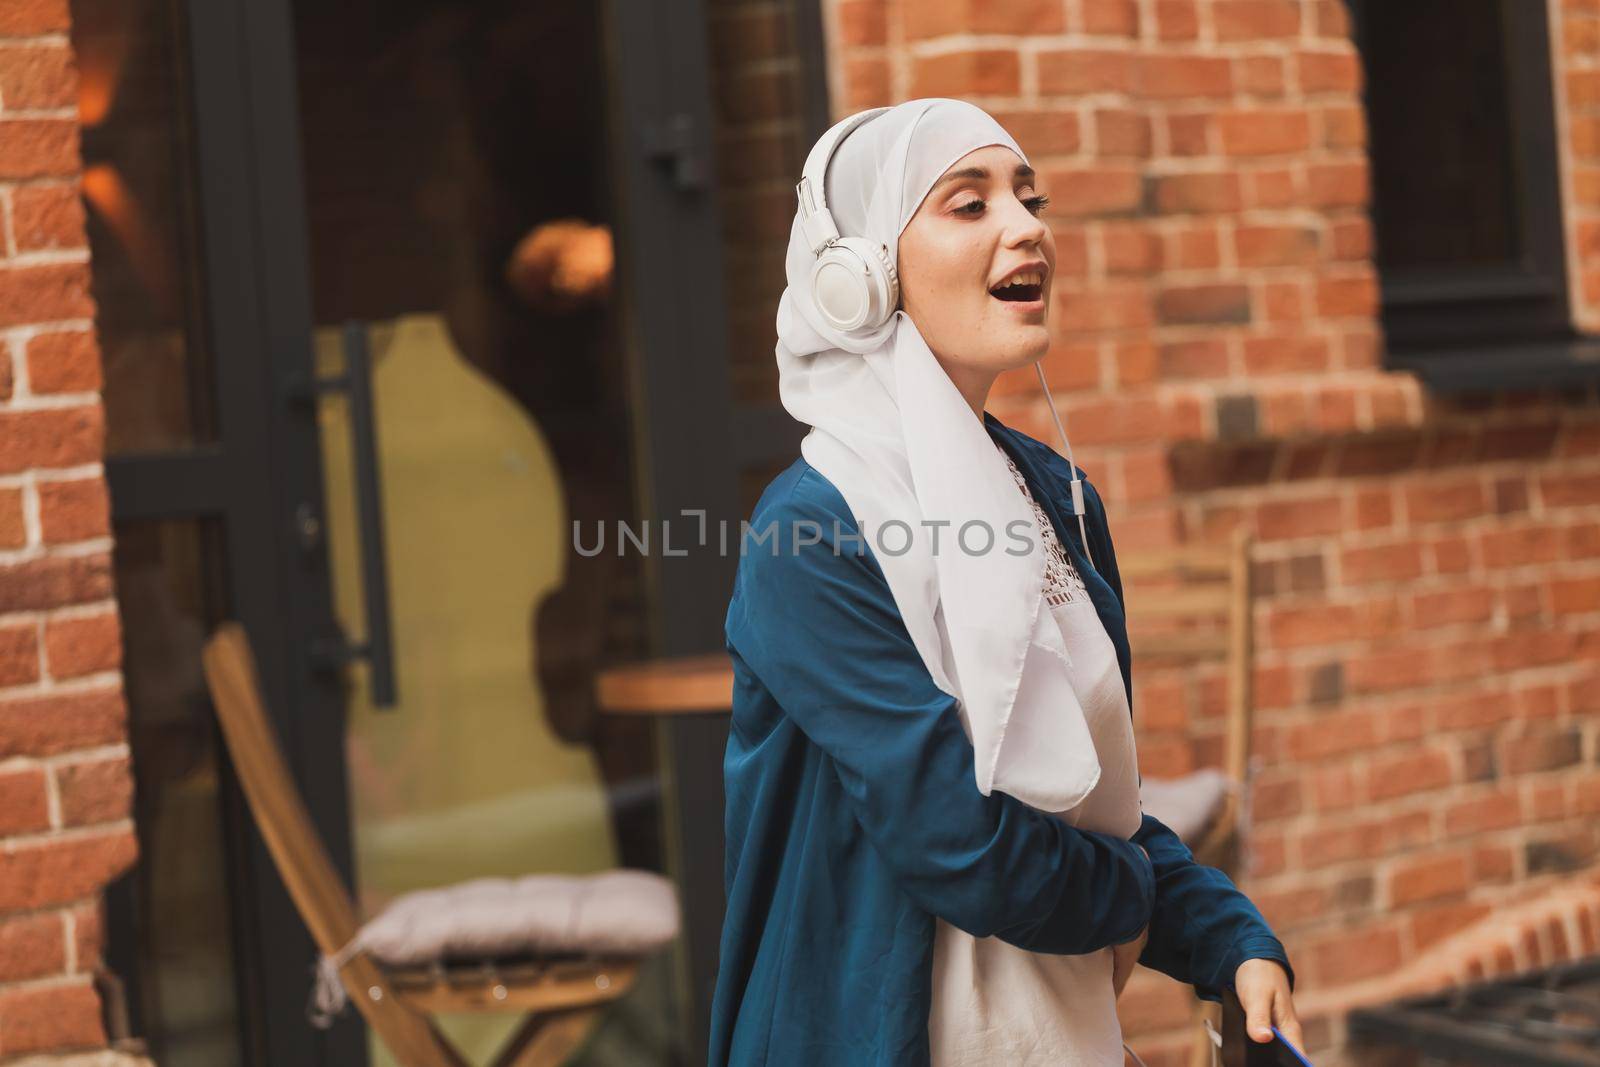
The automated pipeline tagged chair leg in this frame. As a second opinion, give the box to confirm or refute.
[491,1007,603,1067]
[1189,996,1221,1067]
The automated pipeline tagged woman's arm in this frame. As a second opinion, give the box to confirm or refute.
[726,473,1155,955]
[1076,468,1296,1000]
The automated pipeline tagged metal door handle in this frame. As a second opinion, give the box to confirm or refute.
[296,321,398,707]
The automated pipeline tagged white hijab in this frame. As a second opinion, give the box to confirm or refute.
[776,98,1102,814]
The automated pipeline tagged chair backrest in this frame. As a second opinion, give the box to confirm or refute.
[1117,528,1255,785]
[201,622,360,955]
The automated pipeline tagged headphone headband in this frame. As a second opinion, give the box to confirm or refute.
[795,107,891,254]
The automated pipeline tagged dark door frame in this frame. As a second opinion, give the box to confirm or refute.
[105,0,365,1062]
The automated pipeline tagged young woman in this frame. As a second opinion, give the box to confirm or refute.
[709,98,1299,1067]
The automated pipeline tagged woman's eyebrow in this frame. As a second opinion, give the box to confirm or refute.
[932,163,1036,193]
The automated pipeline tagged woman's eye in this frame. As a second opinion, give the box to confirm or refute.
[954,194,1052,217]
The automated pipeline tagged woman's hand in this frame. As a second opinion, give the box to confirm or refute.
[1234,958,1302,1048]
[1111,924,1147,998]
[1111,843,1153,999]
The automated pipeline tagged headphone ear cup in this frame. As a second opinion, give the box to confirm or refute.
[810,237,899,332]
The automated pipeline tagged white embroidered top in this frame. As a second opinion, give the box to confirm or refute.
[927,447,1145,1066]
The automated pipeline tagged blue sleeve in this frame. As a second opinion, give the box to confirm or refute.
[1078,470,1296,1001]
[725,474,1155,955]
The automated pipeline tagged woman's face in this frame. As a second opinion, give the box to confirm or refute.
[897,145,1054,405]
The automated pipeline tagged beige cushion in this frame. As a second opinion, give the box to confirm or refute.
[357,868,680,967]
[1139,768,1232,844]
[310,868,679,1026]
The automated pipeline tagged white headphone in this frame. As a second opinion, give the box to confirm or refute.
[795,108,900,333]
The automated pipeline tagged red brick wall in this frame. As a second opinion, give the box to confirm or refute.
[822,2,1600,1064]
[1557,0,1600,331]
[0,0,135,1056]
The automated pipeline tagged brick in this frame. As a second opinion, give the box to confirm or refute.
[836,0,886,45]
[1312,0,1350,37]
[1389,852,1470,907]
[1213,0,1301,40]
[1100,223,1162,274]
[9,182,84,254]
[1298,49,1362,94]
[1307,924,1402,984]
[0,830,136,913]
[1150,172,1241,214]
[1154,0,1199,39]
[0,262,93,329]
[1542,470,1600,506]
[1235,224,1319,267]
[1083,0,1139,36]
[0,912,65,983]
[72,901,101,972]
[0,0,68,34]
[1247,166,1300,208]
[0,44,76,111]
[37,479,108,543]
[1367,748,1453,800]
[1156,283,1250,325]
[1308,161,1369,207]
[1411,587,1493,628]
[1405,479,1488,524]
[0,407,102,476]
[1471,843,1516,884]
[1257,495,1341,540]
[0,766,48,835]
[0,119,80,180]
[1159,339,1228,379]
[1218,109,1312,156]
[1137,55,1232,100]
[43,612,120,679]
[0,489,22,548]
[1321,105,1367,149]
[0,980,104,1055]
[0,622,39,687]
[842,56,889,109]
[1316,272,1378,318]
[1526,830,1598,874]
[1165,112,1213,156]
[1235,56,1286,97]
[904,0,1064,38]
[1243,335,1330,374]
[0,554,112,614]
[1094,108,1151,158]
[990,110,1080,155]
[911,50,1020,97]
[1038,49,1135,95]
[0,687,125,758]
[1552,574,1600,615]
[1330,216,1372,260]
[1053,284,1153,334]
[1411,901,1493,952]
[1169,223,1221,268]
[57,755,133,827]
[1039,166,1143,216]
[1503,728,1583,775]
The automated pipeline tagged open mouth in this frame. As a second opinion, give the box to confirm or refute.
[989,271,1044,303]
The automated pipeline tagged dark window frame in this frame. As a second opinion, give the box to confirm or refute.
[1349,0,1600,392]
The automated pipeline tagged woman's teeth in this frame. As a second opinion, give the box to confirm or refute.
[991,271,1043,302]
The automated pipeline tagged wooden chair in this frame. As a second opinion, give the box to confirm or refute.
[201,622,653,1067]
[1117,528,1258,1067]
